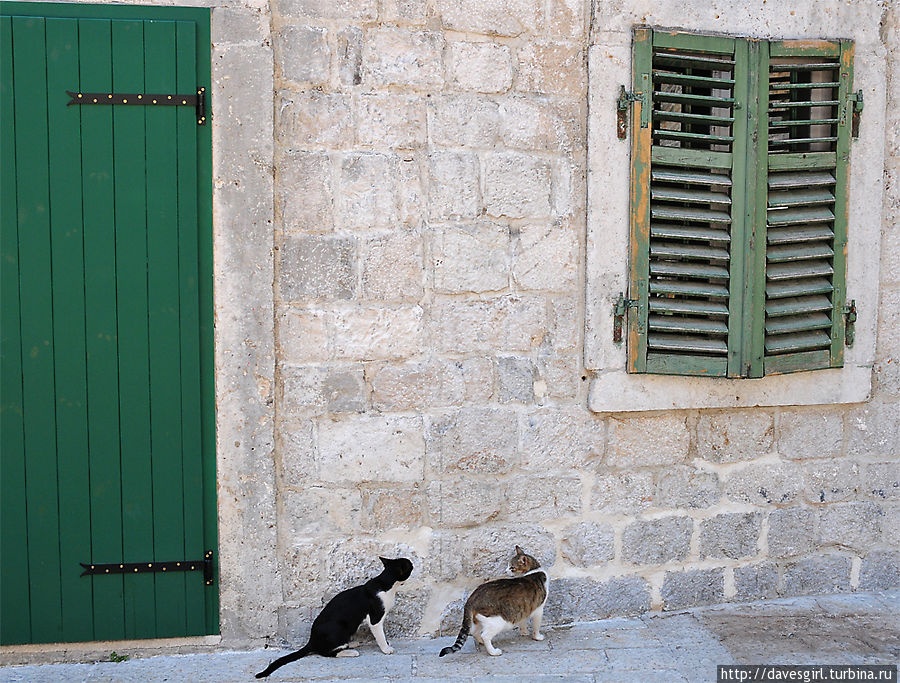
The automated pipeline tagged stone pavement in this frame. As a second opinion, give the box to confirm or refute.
[2,591,897,682]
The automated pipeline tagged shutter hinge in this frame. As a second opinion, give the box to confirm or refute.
[843,299,857,347]
[81,550,215,585]
[849,89,863,138]
[613,292,639,343]
[67,87,208,125]
[616,80,649,140]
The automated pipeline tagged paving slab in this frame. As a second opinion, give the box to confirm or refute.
[1,592,897,682]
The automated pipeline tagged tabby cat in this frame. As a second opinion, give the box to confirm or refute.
[439,546,548,657]
[256,556,413,678]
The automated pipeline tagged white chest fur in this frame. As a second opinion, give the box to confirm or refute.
[377,584,398,614]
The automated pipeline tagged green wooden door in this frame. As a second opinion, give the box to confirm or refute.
[1,2,215,644]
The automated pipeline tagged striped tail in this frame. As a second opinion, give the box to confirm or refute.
[255,643,313,678]
[439,608,472,657]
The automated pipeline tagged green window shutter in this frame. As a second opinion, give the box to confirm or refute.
[628,30,747,377]
[762,39,852,375]
[627,30,853,378]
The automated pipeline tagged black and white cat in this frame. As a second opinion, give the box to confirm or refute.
[255,556,414,678]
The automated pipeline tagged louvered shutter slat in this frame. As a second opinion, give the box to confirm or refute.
[765,313,832,335]
[765,295,833,317]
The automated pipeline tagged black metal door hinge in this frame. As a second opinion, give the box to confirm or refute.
[66,87,207,125]
[849,90,863,138]
[613,292,638,343]
[843,299,857,347]
[81,550,215,585]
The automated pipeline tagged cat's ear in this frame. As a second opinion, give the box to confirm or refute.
[379,556,390,567]
[514,545,524,555]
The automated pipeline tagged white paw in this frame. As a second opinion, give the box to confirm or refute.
[488,648,502,656]
[336,649,360,658]
[380,646,395,655]
[533,633,545,641]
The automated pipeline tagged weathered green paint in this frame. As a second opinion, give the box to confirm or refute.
[0,1,216,645]
[768,152,837,171]
[646,354,728,377]
[652,29,735,54]
[764,349,831,375]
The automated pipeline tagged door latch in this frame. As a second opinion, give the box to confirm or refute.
[616,82,648,140]
[843,299,857,346]
[849,90,863,138]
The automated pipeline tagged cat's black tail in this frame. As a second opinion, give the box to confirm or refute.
[255,644,314,678]
[439,607,472,657]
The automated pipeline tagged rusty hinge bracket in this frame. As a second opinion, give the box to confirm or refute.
[66,87,207,125]
[849,89,863,138]
[81,550,215,585]
[613,292,638,343]
[616,84,647,140]
[843,299,857,347]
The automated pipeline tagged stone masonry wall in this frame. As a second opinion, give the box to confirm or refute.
[257,0,900,647]
[73,0,900,647]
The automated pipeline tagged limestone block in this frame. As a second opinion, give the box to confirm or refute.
[359,484,425,531]
[697,412,775,463]
[462,524,556,579]
[363,27,443,90]
[280,364,366,416]
[427,478,504,527]
[381,0,427,24]
[385,590,429,638]
[497,356,536,404]
[276,25,330,86]
[483,152,552,219]
[337,26,363,86]
[520,407,604,471]
[699,512,762,560]
[622,516,693,565]
[323,538,423,591]
[560,521,615,567]
[512,223,579,292]
[549,295,580,351]
[278,421,316,490]
[499,95,586,154]
[536,352,580,400]
[661,568,725,611]
[212,7,270,47]
[361,231,424,301]
[337,152,398,230]
[277,307,330,363]
[776,409,844,461]
[445,41,513,93]
[428,95,500,148]
[858,550,900,591]
[817,501,883,552]
[861,461,900,501]
[278,234,355,301]
[592,470,654,514]
[845,401,900,459]
[317,414,425,482]
[282,541,328,601]
[734,562,779,602]
[276,151,333,233]
[357,93,426,149]
[544,576,650,625]
[547,0,586,38]
[780,554,851,596]
[278,0,377,21]
[654,466,720,510]
[801,460,859,504]
[432,222,509,294]
[427,151,480,220]
[427,407,518,474]
[276,90,352,148]
[606,414,689,469]
[505,474,582,519]
[369,358,485,411]
[724,461,803,506]
[428,295,546,354]
[767,507,818,559]
[332,305,423,361]
[516,40,585,98]
[280,486,362,537]
[435,0,541,37]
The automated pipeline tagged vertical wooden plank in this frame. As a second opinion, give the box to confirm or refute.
[627,28,652,373]
[79,17,126,640]
[12,15,65,644]
[830,40,853,364]
[728,38,750,377]
[0,13,33,646]
[45,16,95,643]
[145,18,188,637]
[110,18,156,640]
[175,19,206,636]
[748,40,770,378]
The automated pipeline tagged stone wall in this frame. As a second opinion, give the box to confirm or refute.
[70,0,900,647]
